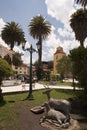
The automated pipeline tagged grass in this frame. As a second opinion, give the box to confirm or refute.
[56,81,72,86]
[43,81,73,86]
[0,89,87,130]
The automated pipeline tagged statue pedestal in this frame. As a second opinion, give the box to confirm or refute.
[40,117,80,130]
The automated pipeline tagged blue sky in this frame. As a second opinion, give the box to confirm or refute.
[0,0,86,64]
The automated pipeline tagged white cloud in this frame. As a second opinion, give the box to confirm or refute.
[0,18,9,48]
[43,0,81,61]
[84,38,87,47]
[62,39,80,54]
[42,26,61,61]
[45,0,75,29]
[0,18,5,33]
[58,28,74,39]
[45,26,60,48]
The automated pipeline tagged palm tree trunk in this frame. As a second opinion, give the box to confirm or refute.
[38,36,42,67]
[80,40,84,47]
[10,41,14,50]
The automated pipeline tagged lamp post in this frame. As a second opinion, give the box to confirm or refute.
[23,44,37,99]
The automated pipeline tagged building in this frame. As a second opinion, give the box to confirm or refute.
[12,64,29,76]
[0,44,29,76]
[0,44,15,60]
[53,46,66,74]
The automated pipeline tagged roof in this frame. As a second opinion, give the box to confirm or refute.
[54,46,66,55]
[0,44,15,55]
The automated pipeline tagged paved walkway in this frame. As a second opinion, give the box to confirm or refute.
[1,83,81,94]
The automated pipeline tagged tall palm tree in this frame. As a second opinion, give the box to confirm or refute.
[75,0,87,7]
[70,9,87,46]
[1,21,26,50]
[29,15,51,66]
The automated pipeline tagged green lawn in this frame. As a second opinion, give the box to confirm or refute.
[43,81,73,86]
[0,89,87,130]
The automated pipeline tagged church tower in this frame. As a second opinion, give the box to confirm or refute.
[53,46,66,74]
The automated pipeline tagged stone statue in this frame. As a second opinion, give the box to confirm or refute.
[42,102,67,125]
[43,89,71,121]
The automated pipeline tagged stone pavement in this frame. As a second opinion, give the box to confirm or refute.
[1,83,81,94]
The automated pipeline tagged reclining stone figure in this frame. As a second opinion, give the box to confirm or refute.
[42,102,67,125]
[43,89,71,121]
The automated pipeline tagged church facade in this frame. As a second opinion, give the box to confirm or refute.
[53,46,66,74]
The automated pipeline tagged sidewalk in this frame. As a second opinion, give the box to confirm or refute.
[1,83,81,94]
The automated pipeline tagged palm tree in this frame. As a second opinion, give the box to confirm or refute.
[28,15,51,66]
[70,9,87,46]
[1,21,26,50]
[75,0,87,7]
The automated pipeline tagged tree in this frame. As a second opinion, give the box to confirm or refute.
[1,21,26,50]
[70,47,87,95]
[0,58,13,101]
[36,66,44,81]
[48,61,53,70]
[29,15,51,66]
[75,0,87,7]
[70,9,87,47]
[12,52,23,66]
[4,54,12,64]
[56,55,72,79]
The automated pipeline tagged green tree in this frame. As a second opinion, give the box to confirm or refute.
[70,9,87,47]
[48,60,53,70]
[29,15,51,66]
[75,0,87,7]
[70,47,87,95]
[50,74,59,81]
[56,55,72,79]
[0,58,13,101]
[12,52,23,66]
[36,66,44,81]
[4,54,12,64]
[1,21,26,50]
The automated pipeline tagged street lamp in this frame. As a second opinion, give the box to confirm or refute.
[23,43,37,99]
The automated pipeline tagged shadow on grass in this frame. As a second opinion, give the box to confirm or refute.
[55,88,79,94]
[8,100,15,103]
[0,100,6,107]
[22,96,35,101]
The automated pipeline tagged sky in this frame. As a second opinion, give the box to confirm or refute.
[0,0,87,64]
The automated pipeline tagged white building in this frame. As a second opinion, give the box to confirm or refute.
[0,44,15,59]
[12,64,29,76]
[0,44,29,76]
